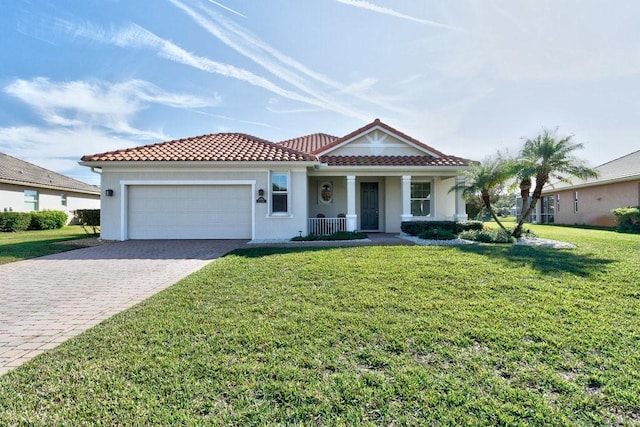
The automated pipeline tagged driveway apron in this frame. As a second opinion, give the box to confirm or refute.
[0,239,246,375]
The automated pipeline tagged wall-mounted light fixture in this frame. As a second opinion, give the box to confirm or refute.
[256,188,266,203]
[105,189,114,197]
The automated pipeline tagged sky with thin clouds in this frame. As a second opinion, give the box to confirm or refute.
[1,0,639,185]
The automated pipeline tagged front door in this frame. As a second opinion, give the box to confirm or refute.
[361,182,379,230]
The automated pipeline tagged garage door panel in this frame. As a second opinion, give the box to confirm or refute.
[128,185,252,239]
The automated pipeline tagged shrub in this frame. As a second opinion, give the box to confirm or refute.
[29,210,68,230]
[612,206,640,234]
[418,228,457,240]
[459,228,515,244]
[401,220,483,236]
[0,212,32,232]
[74,209,100,235]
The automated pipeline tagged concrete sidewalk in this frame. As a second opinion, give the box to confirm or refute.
[0,239,246,375]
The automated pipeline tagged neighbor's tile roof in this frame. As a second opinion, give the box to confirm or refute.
[313,118,449,157]
[0,152,100,194]
[278,133,340,153]
[81,133,317,162]
[321,155,471,167]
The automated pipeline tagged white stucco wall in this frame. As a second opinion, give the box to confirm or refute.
[1,183,100,222]
[434,177,456,219]
[384,176,402,233]
[97,165,308,240]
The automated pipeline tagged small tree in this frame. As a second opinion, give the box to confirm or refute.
[450,155,513,233]
[512,129,598,237]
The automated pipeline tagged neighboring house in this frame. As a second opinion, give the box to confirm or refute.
[0,152,100,221]
[538,150,640,227]
[80,119,472,240]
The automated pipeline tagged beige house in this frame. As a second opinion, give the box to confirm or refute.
[538,150,640,227]
[80,119,473,240]
[1,152,100,221]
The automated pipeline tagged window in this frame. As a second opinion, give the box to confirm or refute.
[61,193,67,207]
[574,191,579,213]
[24,190,38,212]
[271,172,289,214]
[556,194,560,213]
[410,182,431,216]
[541,195,555,224]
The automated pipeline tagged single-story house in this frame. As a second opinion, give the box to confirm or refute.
[538,149,640,226]
[80,119,473,240]
[1,151,100,220]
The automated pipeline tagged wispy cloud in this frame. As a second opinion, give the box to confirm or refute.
[56,17,378,121]
[169,0,412,118]
[203,0,246,18]
[4,77,218,140]
[335,0,463,32]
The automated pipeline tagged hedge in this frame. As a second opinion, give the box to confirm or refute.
[612,206,640,234]
[74,209,100,235]
[30,210,68,230]
[0,210,69,232]
[401,220,483,236]
[418,228,457,240]
[0,212,32,232]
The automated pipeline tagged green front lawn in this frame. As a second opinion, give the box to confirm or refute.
[1,226,639,425]
[0,226,91,264]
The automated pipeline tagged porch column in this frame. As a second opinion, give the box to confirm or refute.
[401,175,412,223]
[346,175,357,231]
[454,175,468,221]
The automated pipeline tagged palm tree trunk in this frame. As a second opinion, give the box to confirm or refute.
[513,174,547,237]
[519,177,531,222]
[481,190,508,232]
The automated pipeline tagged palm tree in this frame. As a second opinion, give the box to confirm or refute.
[512,129,599,237]
[450,155,513,233]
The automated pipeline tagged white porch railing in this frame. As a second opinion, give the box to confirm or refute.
[308,217,348,235]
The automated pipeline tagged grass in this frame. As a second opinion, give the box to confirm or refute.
[0,226,92,264]
[1,226,639,425]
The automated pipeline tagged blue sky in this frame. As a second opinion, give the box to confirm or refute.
[1,0,639,185]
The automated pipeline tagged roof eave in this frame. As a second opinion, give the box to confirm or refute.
[79,160,320,168]
[0,178,100,195]
[541,174,640,194]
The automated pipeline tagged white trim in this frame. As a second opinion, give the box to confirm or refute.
[410,179,434,218]
[316,125,444,157]
[269,171,291,216]
[119,179,256,240]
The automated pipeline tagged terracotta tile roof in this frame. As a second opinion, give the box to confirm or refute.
[81,133,317,162]
[313,118,448,157]
[278,133,340,153]
[0,152,99,194]
[321,155,471,167]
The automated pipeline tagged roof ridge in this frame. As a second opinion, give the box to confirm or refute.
[595,148,640,168]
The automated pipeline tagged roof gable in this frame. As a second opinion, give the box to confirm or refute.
[81,133,317,163]
[314,119,448,158]
[0,152,99,194]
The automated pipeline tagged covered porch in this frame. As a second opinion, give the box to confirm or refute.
[306,174,467,235]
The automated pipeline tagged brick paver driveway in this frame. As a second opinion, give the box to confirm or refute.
[0,239,247,375]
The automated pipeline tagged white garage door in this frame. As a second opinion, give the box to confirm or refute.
[128,185,252,239]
